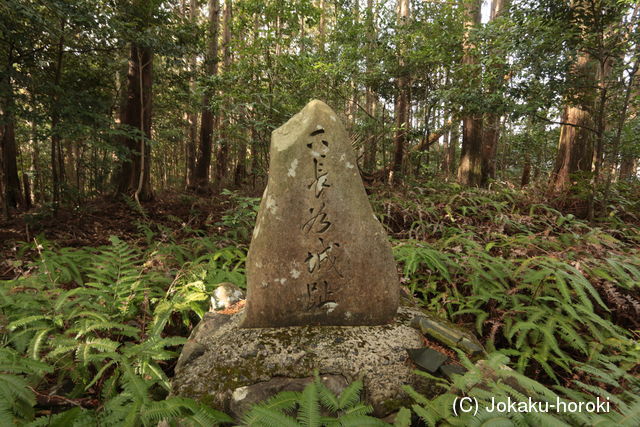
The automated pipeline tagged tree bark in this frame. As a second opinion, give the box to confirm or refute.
[1,111,21,210]
[50,19,68,208]
[548,52,597,193]
[457,0,483,186]
[185,0,198,188]
[448,119,459,176]
[619,158,637,180]
[521,154,531,187]
[389,0,410,183]
[614,21,640,182]
[117,43,154,201]
[363,0,378,172]
[549,0,605,194]
[318,0,326,52]
[194,0,220,190]
[1,46,23,210]
[29,97,42,203]
[481,0,509,186]
[215,0,233,188]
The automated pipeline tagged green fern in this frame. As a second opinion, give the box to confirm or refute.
[404,351,640,426]
[241,377,384,427]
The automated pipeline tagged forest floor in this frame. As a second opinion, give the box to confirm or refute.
[0,191,234,280]
[1,181,639,425]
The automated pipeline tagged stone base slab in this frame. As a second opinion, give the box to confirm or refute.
[171,305,449,418]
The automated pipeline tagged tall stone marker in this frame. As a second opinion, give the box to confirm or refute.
[241,100,399,328]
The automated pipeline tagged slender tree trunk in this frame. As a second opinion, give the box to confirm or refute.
[215,0,232,188]
[457,0,483,186]
[614,3,640,181]
[448,118,459,177]
[249,14,261,188]
[389,0,410,183]
[441,114,451,175]
[194,0,220,190]
[30,107,42,204]
[1,106,21,210]
[363,99,378,171]
[23,170,32,209]
[185,0,198,188]
[234,13,250,188]
[363,0,378,172]
[234,114,247,186]
[50,22,67,207]
[619,157,637,180]
[614,56,639,182]
[318,0,326,52]
[587,57,613,219]
[482,110,500,185]
[1,45,23,211]
[521,156,532,187]
[591,62,611,185]
[117,43,154,201]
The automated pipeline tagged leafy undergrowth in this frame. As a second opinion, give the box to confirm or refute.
[0,182,639,425]
[382,181,640,424]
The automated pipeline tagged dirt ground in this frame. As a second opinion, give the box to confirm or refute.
[0,191,231,280]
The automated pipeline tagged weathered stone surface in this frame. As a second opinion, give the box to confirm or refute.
[172,306,441,418]
[410,314,485,359]
[241,100,399,328]
[175,312,233,372]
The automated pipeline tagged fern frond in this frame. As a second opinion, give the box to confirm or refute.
[316,379,340,413]
[336,380,364,410]
[392,407,411,427]
[297,382,321,427]
[334,414,387,426]
[241,405,299,427]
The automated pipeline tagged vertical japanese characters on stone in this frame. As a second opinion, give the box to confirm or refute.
[241,100,399,328]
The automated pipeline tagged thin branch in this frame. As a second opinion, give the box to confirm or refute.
[534,114,598,134]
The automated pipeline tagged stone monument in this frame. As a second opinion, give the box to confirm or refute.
[241,99,399,328]
[171,100,484,420]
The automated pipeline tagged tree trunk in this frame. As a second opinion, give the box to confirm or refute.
[457,0,483,186]
[1,112,21,210]
[234,110,247,186]
[23,171,32,209]
[481,113,500,185]
[1,47,23,210]
[389,0,410,184]
[194,0,220,190]
[448,119,459,177]
[613,64,638,181]
[318,0,326,52]
[441,125,451,175]
[185,0,198,188]
[363,98,378,171]
[521,154,531,187]
[481,0,509,186]
[215,0,233,188]
[548,52,597,193]
[363,0,378,172]
[49,20,68,208]
[117,43,154,201]
[619,157,637,180]
[613,36,639,182]
[615,4,640,181]
[30,108,42,204]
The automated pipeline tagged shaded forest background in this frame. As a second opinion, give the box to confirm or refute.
[1,0,639,216]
